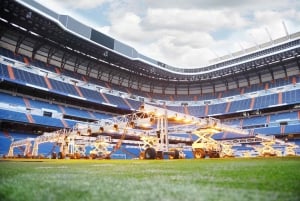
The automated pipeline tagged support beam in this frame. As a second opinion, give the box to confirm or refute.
[14,34,26,54]
[31,41,44,60]
[46,47,56,65]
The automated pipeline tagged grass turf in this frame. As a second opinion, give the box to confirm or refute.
[0,157,300,201]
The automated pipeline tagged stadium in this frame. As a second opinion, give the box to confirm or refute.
[0,1,300,201]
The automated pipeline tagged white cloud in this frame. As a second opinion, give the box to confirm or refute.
[145,0,298,12]
[109,12,143,41]
[52,0,110,10]
[33,0,300,68]
[143,8,248,32]
[105,6,249,67]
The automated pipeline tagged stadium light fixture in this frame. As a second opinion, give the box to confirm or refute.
[132,117,154,129]
[174,114,184,121]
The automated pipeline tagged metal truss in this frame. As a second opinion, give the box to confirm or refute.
[7,138,35,157]
[7,104,298,158]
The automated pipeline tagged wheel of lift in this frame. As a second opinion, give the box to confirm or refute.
[193,149,205,159]
[59,152,66,159]
[51,152,57,159]
[173,149,180,159]
[144,147,156,159]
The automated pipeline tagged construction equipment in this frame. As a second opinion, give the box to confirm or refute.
[42,131,112,159]
[285,143,298,156]
[7,127,112,159]
[31,130,67,158]
[252,141,281,157]
[191,117,249,159]
[138,134,185,159]
[7,138,35,158]
[251,135,298,157]
[137,106,188,159]
[8,103,298,160]
[88,136,112,159]
[192,128,235,158]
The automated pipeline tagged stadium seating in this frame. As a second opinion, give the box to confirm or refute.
[0,92,112,129]
[1,42,300,157]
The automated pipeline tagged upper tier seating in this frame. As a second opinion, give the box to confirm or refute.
[1,47,300,103]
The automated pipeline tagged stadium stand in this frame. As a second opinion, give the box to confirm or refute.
[0,0,299,158]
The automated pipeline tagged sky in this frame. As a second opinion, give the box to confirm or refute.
[34,0,300,68]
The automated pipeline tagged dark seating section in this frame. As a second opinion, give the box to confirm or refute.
[0,92,27,107]
[30,59,58,74]
[166,105,185,114]
[229,99,251,113]
[28,98,61,111]
[79,87,106,103]
[0,109,28,123]
[104,93,131,110]
[0,59,142,110]
[242,116,267,127]
[254,124,299,136]
[49,78,79,96]
[224,111,299,126]
[212,132,251,140]
[143,88,300,117]
[253,93,278,109]
[223,110,300,136]
[282,89,300,104]
[187,105,206,117]
[126,98,143,110]
[0,63,10,78]
[208,102,227,115]
[13,67,48,88]
[0,92,112,127]
[269,111,298,122]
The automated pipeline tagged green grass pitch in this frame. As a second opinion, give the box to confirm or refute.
[0,157,300,201]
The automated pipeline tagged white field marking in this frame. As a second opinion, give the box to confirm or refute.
[90,164,115,167]
[131,161,151,164]
[36,166,68,169]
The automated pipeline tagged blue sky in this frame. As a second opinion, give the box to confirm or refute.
[34,0,300,68]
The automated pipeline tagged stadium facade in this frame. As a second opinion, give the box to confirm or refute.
[0,0,299,158]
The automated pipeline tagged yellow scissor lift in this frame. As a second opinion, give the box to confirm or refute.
[191,117,250,159]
